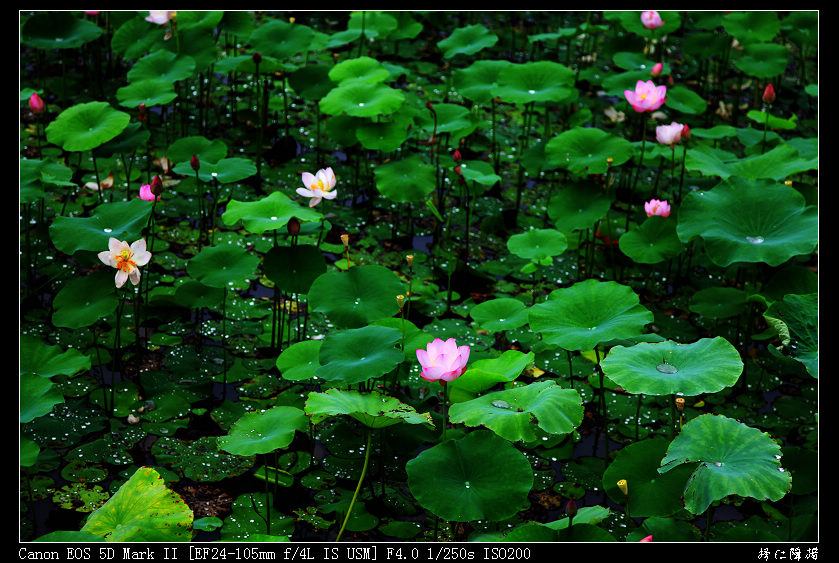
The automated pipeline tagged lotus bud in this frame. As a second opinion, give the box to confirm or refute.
[675,397,685,412]
[651,62,663,77]
[640,535,653,542]
[763,83,776,105]
[138,102,147,122]
[29,92,45,114]
[396,294,405,308]
[607,156,614,167]
[287,217,300,235]
[681,124,691,141]
[640,10,664,30]
[453,149,462,163]
[150,175,163,196]
[406,254,414,267]
[190,154,200,171]
[565,499,578,517]
[617,479,629,497]
[341,233,349,247]
[784,180,793,186]
[252,52,262,65]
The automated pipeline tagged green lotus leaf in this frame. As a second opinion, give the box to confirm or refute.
[601,69,654,97]
[449,350,535,400]
[457,160,501,189]
[727,144,816,181]
[602,438,694,517]
[222,191,322,234]
[406,430,533,522]
[452,60,512,104]
[167,135,228,167]
[49,199,152,255]
[492,61,577,104]
[507,228,567,261]
[449,381,583,442]
[691,125,738,140]
[127,50,196,83]
[722,11,780,44]
[684,144,736,179]
[763,293,817,378]
[172,157,256,183]
[600,337,743,396]
[374,154,436,203]
[664,85,707,115]
[22,11,104,50]
[733,43,789,79]
[389,11,423,40]
[20,334,91,378]
[658,414,792,514]
[220,493,294,541]
[93,123,151,158]
[217,407,308,456]
[152,436,255,481]
[329,56,390,85]
[187,243,259,289]
[611,51,660,72]
[438,24,498,58]
[287,64,334,101]
[319,81,405,117]
[528,279,652,351]
[469,298,528,333]
[315,326,403,385]
[308,265,404,328]
[275,340,322,382]
[116,77,178,108]
[416,103,478,143]
[689,287,748,319]
[545,127,634,175]
[20,373,64,424]
[249,19,316,60]
[547,182,614,232]
[80,467,192,541]
[676,178,818,267]
[262,244,326,295]
[746,110,798,131]
[175,11,224,32]
[618,215,684,264]
[51,271,120,329]
[347,11,398,39]
[46,101,130,152]
[20,438,40,468]
[305,388,433,428]
[356,113,412,152]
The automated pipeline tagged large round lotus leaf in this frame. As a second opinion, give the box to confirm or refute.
[612,51,660,72]
[452,60,512,104]
[491,61,577,104]
[457,160,501,189]
[417,103,477,141]
[116,78,178,108]
[356,113,411,152]
[547,182,614,232]
[664,85,707,115]
[315,326,403,385]
[449,381,583,442]
[308,265,404,328]
[658,414,792,514]
[347,11,398,39]
[275,339,322,381]
[684,144,737,179]
[507,228,567,261]
[263,244,326,295]
[728,144,817,181]
[46,101,130,152]
[374,154,436,203]
[127,50,196,83]
[618,216,684,264]
[172,157,256,184]
[528,279,652,351]
[81,467,192,542]
[22,11,104,50]
[689,287,748,319]
[328,56,390,85]
[602,437,695,517]
[319,81,405,117]
[406,430,533,522]
[733,43,789,79]
[746,110,798,131]
[545,127,634,175]
[187,243,259,289]
[51,271,120,329]
[222,191,321,234]
[167,136,227,167]
[763,293,817,378]
[600,337,743,396]
[305,388,433,428]
[217,406,308,456]
[287,64,334,101]
[449,350,535,400]
[20,373,64,424]
[722,11,780,43]
[20,335,91,379]
[437,24,498,58]
[50,199,152,255]
[676,178,818,267]
[469,298,528,333]
[249,19,315,60]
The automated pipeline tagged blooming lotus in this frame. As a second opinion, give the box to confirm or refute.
[297,167,337,207]
[640,535,653,542]
[145,11,176,25]
[655,122,684,147]
[644,198,671,218]
[416,338,470,385]
[624,80,667,113]
[640,10,663,29]
[137,184,160,202]
[98,238,152,288]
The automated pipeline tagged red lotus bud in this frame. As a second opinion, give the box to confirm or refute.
[453,149,462,163]
[681,124,691,141]
[29,92,45,114]
[138,102,147,122]
[763,83,776,104]
[565,499,578,517]
[150,175,163,196]
[190,154,200,171]
[252,52,262,65]
[287,217,300,235]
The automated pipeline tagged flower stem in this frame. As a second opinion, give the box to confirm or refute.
[336,428,372,542]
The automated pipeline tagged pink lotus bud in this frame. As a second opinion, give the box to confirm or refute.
[416,338,470,386]
[644,198,671,218]
[655,122,684,147]
[145,11,176,25]
[624,80,667,113]
[640,535,653,542]
[29,92,45,114]
[651,62,663,77]
[641,10,664,30]
[763,83,776,104]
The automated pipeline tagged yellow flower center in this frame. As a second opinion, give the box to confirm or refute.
[116,249,137,272]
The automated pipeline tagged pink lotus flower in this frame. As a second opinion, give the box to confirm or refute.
[640,535,653,542]
[644,199,671,218]
[145,11,176,25]
[655,122,684,147]
[98,238,152,288]
[137,184,160,202]
[416,338,470,385]
[624,80,667,113]
[641,10,664,29]
[297,167,337,207]
[29,92,45,114]
[651,62,663,77]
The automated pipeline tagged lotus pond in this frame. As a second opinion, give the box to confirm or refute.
[20,11,818,545]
